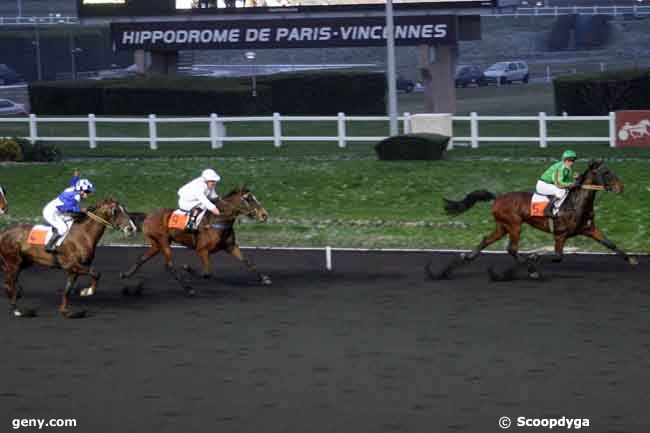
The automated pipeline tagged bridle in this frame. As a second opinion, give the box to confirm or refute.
[86,204,134,232]
[0,186,6,214]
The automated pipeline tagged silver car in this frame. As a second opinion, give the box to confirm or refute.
[0,99,27,116]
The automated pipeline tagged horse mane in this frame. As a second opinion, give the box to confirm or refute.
[223,185,250,198]
[73,196,118,222]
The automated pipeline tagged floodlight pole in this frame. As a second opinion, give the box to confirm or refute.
[385,0,398,136]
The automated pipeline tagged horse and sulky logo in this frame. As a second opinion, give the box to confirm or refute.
[616,111,650,147]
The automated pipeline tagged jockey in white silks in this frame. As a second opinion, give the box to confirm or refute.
[177,168,222,232]
[42,177,95,252]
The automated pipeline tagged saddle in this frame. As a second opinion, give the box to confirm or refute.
[27,225,67,247]
[168,209,206,232]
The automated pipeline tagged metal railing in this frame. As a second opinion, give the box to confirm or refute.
[0,15,78,25]
[494,5,650,16]
[0,112,618,149]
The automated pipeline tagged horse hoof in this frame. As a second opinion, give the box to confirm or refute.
[119,272,128,279]
[260,275,272,285]
[11,308,37,318]
[628,256,639,266]
[529,271,541,280]
[185,288,196,297]
[61,310,88,319]
[80,287,95,297]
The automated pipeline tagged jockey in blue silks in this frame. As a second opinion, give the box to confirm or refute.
[42,173,95,253]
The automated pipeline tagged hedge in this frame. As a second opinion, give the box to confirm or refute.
[554,69,650,115]
[29,71,386,116]
[375,133,449,161]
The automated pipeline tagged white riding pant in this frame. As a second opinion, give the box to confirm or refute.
[535,180,568,209]
[178,196,207,212]
[42,202,74,236]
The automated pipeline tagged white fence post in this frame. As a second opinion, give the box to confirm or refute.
[28,114,37,144]
[273,112,282,148]
[609,111,617,148]
[403,112,411,134]
[337,112,346,148]
[210,113,223,149]
[539,112,548,148]
[325,246,332,271]
[88,114,97,149]
[148,114,157,150]
[470,112,479,149]
[546,65,551,83]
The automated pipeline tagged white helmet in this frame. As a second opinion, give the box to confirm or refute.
[201,169,221,182]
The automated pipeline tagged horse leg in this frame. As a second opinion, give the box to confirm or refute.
[488,222,539,281]
[429,223,507,279]
[227,244,272,285]
[121,240,161,279]
[582,227,638,265]
[78,267,101,297]
[160,241,195,296]
[59,272,79,317]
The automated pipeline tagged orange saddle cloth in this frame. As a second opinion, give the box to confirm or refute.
[168,210,190,230]
[530,194,550,217]
[27,225,54,246]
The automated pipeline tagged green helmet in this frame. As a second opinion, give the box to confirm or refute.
[562,150,577,160]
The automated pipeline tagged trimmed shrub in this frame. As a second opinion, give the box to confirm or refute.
[554,69,650,115]
[17,138,61,162]
[375,133,449,161]
[0,138,23,161]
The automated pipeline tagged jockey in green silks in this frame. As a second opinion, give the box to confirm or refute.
[535,150,577,217]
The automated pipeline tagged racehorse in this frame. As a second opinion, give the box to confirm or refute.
[430,161,638,280]
[0,185,7,215]
[0,198,137,317]
[120,186,271,295]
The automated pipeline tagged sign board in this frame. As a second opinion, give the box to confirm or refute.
[111,15,457,50]
[616,110,650,148]
[80,0,502,17]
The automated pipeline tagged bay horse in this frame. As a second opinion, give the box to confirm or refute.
[0,198,137,317]
[431,161,638,280]
[0,185,7,215]
[120,186,271,295]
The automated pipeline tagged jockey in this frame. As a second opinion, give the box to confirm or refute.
[42,178,95,252]
[177,168,221,232]
[536,150,577,217]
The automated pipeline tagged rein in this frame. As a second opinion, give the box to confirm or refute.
[85,210,116,229]
[580,184,606,191]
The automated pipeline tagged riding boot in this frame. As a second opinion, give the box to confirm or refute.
[544,198,557,218]
[186,209,200,232]
[45,232,61,253]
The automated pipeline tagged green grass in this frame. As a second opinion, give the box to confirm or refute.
[2,150,649,252]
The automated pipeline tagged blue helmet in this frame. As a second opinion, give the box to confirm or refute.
[74,178,95,193]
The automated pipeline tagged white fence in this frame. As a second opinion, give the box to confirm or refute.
[0,112,617,150]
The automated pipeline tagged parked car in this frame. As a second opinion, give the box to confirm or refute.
[0,99,27,116]
[455,65,486,87]
[483,61,529,85]
[396,77,415,93]
[0,64,25,85]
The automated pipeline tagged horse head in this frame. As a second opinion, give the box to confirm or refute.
[88,197,138,236]
[0,185,7,215]
[219,186,269,222]
[581,160,624,194]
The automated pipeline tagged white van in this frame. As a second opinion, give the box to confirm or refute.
[483,61,529,85]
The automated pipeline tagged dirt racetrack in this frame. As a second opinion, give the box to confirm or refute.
[1,247,649,433]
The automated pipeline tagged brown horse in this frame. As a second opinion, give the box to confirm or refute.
[0,198,137,317]
[431,161,638,280]
[120,186,271,295]
[0,185,7,215]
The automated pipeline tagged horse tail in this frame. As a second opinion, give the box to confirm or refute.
[443,190,496,216]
